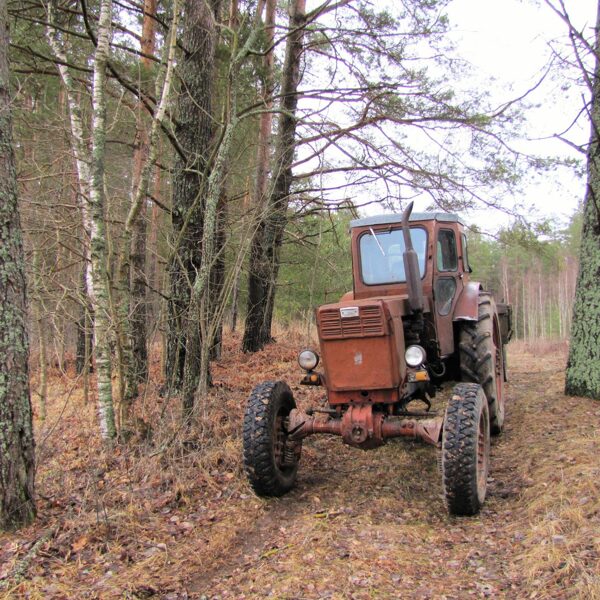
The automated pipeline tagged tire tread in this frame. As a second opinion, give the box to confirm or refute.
[442,382,489,516]
[243,381,299,497]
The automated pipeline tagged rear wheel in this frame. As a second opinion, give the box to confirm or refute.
[442,383,490,516]
[243,381,301,497]
[459,291,505,434]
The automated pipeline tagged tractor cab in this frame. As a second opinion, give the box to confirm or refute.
[347,211,473,358]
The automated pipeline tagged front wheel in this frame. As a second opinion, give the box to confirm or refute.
[442,383,490,516]
[243,381,301,497]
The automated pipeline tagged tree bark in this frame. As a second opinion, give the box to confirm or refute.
[242,0,307,352]
[181,6,265,413]
[89,0,117,440]
[75,263,93,375]
[166,0,219,392]
[209,203,226,360]
[114,0,179,427]
[565,4,600,398]
[129,0,157,385]
[0,0,36,529]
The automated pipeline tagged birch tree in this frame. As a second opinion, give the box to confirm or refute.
[0,0,36,529]
[88,0,116,440]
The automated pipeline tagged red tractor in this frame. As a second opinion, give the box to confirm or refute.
[243,203,512,515]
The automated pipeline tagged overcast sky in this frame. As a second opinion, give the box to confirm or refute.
[445,0,597,230]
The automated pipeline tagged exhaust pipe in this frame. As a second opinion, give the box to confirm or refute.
[401,201,424,313]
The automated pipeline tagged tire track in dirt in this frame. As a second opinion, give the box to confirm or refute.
[181,357,535,598]
[185,349,599,599]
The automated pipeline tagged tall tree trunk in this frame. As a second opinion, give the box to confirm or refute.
[165,0,218,392]
[230,266,240,331]
[46,2,95,373]
[75,264,93,375]
[89,0,117,441]
[566,3,600,397]
[181,7,264,413]
[147,163,162,328]
[253,0,276,217]
[0,0,36,528]
[209,203,226,360]
[182,116,238,412]
[129,0,157,385]
[114,0,179,429]
[242,0,307,352]
[32,250,47,421]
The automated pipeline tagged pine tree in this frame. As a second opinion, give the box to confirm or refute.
[565,0,600,399]
[0,0,36,529]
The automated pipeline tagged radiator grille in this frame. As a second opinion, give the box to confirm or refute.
[319,305,385,339]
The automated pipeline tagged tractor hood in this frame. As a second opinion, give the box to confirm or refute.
[316,297,424,403]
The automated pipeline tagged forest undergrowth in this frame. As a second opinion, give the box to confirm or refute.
[0,332,598,599]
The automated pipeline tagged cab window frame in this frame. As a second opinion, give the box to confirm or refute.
[357,225,428,286]
[436,228,458,273]
[461,232,471,272]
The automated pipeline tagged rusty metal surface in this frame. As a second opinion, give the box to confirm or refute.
[381,417,442,446]
[497,302,513,343]
[317,300,400,394]
[340,405,384,449]
[318,301,388,340]
[288,407,443,449]
[327,388,399,406]
[453,281,482,322]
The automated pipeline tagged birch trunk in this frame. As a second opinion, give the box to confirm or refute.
[89,0,116,440]
[0,0,36,528]
[46,2,95,382]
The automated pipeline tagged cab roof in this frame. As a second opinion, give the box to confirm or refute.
[350,212,465,229]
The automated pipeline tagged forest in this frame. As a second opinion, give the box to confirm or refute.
[0,0,599,598]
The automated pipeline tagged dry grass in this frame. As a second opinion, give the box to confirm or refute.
[510,338,569,358]
[0,335,598,599]
[503,349,600,599]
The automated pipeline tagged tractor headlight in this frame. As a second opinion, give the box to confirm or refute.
[405,345,426,367]
[298,349,319,371]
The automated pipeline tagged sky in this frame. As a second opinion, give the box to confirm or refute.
[301,0,597,232]
[444,0,597,230]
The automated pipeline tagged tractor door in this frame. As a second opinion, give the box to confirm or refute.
[433,227,464,356]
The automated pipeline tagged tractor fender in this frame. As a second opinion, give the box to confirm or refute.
[453,282,483,322]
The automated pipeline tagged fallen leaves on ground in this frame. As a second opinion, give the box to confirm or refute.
[0,335,598,599]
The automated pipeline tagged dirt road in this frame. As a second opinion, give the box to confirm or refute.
[1,345,598,599]
[188,349,599,599]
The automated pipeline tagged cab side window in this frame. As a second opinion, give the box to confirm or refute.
[461,233,471,272]
[437,229,458,272]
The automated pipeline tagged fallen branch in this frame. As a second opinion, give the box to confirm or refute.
[0,527,57,591]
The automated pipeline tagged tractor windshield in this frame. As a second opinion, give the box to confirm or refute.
[359,227,427,285]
